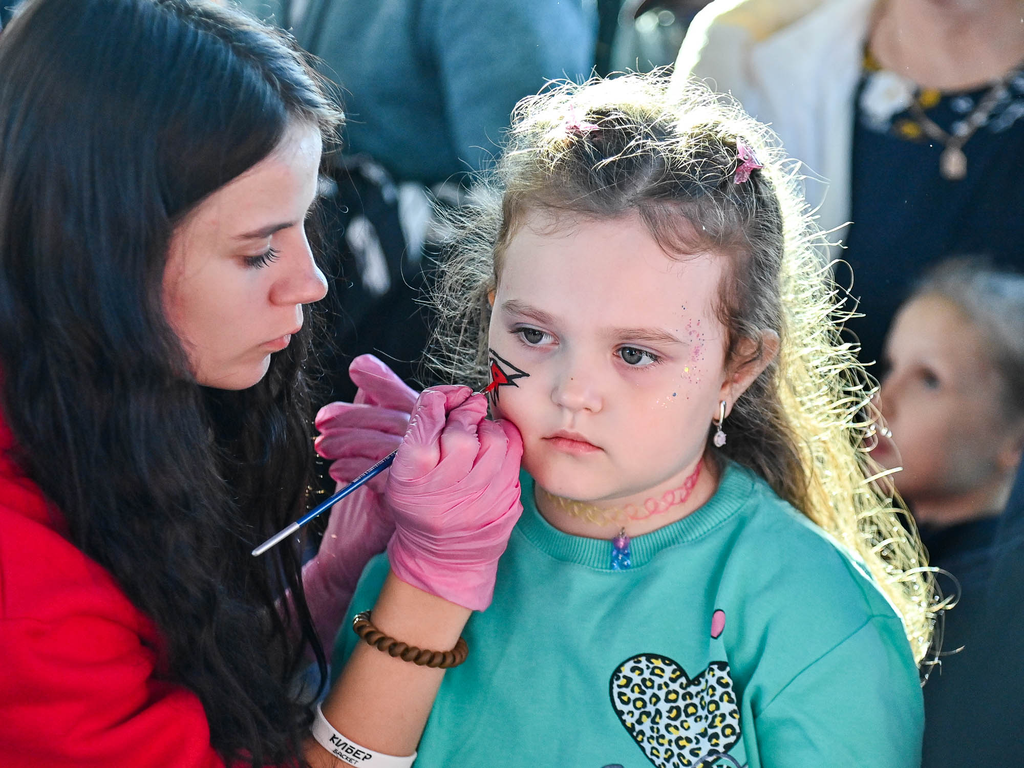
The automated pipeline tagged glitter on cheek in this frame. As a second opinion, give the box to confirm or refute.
[681,318,709,386]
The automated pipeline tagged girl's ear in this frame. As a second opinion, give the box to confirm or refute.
[718,330,780,412]
[487,289,496,308]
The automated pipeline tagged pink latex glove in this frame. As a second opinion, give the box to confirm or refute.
[299,509,391,653]
[385,386,524,612]
[302,356,419,651]
[315,354,419,497]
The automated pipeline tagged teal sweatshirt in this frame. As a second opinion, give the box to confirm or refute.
[334,463,923,768]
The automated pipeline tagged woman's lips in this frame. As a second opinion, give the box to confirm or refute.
[262,334,292,351]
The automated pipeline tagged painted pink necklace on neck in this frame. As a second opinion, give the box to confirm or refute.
[538,460,704,571]
[538,458,704,527]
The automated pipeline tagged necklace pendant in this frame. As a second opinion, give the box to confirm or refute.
[611,529,632,571]
[940,146,967,181]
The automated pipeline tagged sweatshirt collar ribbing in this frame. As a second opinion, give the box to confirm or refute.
[515,462,756,570]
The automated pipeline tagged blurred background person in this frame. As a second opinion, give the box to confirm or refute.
[876,259,1024,578]
[874,258,1024,768]
[603,0,710,74]
[673,0,1024,369]
[240,0,598,402]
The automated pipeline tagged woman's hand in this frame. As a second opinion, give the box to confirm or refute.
[304,356,419,650]
[315,354,419,497]
[385,387,524,612]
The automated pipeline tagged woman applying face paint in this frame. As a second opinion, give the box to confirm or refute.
[0,1,522,766]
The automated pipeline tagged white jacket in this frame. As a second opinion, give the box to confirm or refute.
[672,0,877,246]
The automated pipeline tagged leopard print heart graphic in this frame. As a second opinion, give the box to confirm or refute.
[609,654,741,768]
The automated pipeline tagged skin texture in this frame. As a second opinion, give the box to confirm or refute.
[877,294,1024,527]
[487,209,774,539]
[162,120,328,389]
[869,0,1024,90]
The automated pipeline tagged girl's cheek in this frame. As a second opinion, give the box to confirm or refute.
[484,344,533,419]
[682,319,707,386]
[488,387,528,436]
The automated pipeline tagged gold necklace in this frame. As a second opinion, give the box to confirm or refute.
[907,77,1013,181]
[866,3,1024,181]
[536,459,703,527]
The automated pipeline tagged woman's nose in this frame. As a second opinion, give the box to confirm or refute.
[271,229,328,306]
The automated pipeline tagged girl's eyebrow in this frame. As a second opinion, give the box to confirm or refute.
[502,300,685,346]
[501,299,558,326]
[612,327,686,346]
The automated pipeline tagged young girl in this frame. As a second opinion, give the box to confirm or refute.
[323,74,936,767]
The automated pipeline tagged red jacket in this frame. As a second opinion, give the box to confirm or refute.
[0,417,230,767]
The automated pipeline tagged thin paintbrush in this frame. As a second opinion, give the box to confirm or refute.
[252,379,503,557]
[251,450,398,556]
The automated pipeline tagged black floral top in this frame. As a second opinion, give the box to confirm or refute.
[842,53,1024,371]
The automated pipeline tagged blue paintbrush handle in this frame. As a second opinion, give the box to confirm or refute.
[251,385,493,557]
[251,450,397,556]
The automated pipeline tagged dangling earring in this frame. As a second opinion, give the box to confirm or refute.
[712,400,727,448]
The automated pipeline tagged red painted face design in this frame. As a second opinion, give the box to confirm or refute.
[484,349,529,402]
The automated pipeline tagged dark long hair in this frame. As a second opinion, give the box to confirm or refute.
[0,0,341,763]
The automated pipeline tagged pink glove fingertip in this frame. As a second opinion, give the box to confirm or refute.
[426,384,474,413]
[350,354,419,410]
[315,400,349,432]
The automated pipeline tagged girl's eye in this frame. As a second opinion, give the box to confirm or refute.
[244,247,281,270]
[618,346,660,367]
[517,327,548,345]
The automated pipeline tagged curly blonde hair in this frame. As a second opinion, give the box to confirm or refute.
[428,73,937,664]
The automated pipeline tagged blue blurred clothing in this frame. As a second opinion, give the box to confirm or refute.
[244,0,597,186]
[917,461,1024,768]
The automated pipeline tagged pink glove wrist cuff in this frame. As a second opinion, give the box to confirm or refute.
[386,539,500,612]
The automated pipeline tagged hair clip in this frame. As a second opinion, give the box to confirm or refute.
[734,141,763,184]
[564,104,600,136]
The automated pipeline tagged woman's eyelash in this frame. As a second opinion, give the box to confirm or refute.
[244,247,280,269]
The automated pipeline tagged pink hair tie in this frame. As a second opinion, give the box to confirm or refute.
[734,141,763,184]
[564,104,600,136]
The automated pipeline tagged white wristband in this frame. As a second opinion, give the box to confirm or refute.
[311,703,417,768]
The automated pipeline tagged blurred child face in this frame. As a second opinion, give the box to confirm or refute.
[162,121,327,390]
[488,210,748,506]
[877,294,1012,510]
